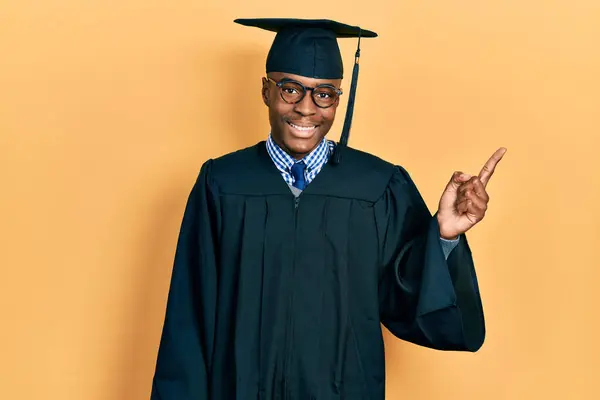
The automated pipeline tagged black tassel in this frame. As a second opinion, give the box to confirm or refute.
[333,29,361,164]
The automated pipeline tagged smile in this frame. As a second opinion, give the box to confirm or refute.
[287,121,317,132]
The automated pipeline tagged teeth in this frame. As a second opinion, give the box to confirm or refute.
[289,122,316,131]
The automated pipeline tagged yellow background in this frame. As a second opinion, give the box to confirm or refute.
[1,1,599,399]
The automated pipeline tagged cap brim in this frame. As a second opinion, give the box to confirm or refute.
[234,18,377,38]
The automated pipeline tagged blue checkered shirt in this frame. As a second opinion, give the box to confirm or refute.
[266,134,336,188]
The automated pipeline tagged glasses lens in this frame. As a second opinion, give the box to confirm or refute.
[279,81,305,103]
[313,86,339,107]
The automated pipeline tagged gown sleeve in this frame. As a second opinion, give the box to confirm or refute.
[151,160,220,399]
[376,165,485,352]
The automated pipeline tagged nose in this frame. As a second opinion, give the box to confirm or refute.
[293,92,317,116]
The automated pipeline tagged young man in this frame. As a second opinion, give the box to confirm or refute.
[151,18,506,400]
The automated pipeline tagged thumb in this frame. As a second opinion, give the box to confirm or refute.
[444,171,472,193]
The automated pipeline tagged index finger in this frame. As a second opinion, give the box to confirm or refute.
[479,147,507,187]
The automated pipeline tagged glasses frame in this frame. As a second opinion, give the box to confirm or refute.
[266,77,343,109]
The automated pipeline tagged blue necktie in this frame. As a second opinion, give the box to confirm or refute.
[291,162,306,190]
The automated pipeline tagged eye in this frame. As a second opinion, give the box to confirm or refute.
[314,87,337,99]
[280,82,304,97]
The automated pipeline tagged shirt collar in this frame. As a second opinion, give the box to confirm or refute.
[266,134,332,173]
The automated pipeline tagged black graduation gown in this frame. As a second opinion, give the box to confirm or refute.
[150,142,485,400]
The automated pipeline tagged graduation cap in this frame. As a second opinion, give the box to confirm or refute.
[234,18,377,164]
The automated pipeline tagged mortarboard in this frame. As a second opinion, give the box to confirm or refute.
[234,18,378,163]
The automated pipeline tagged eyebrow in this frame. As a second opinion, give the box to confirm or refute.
[278,76,340,88]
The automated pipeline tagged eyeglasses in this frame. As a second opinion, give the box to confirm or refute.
[266,77,343,109]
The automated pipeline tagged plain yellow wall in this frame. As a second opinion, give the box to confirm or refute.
[1,1,599,399]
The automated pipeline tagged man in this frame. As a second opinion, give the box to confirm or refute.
[151,18,506,399]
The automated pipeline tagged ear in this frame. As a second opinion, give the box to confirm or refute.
[261,77,270,106]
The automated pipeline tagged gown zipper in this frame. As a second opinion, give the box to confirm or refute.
[283,195,300,399]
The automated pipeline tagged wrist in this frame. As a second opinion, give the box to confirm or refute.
[437,214,458,240]
[440,234,459,241]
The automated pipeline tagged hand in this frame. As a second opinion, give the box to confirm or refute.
[437,148,507,240]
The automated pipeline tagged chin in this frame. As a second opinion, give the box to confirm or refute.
[279,137,309,153]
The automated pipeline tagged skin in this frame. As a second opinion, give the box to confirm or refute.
[437,147,507,239]
[261,71,507,239]
[261,71,342,160]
